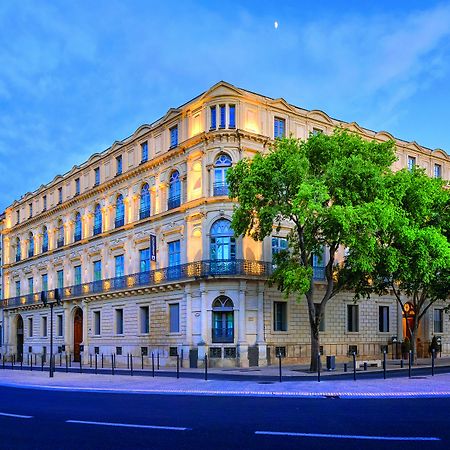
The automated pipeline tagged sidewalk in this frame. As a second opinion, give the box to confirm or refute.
[1,368,450,398]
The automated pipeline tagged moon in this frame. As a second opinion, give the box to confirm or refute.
[274,21,279,29]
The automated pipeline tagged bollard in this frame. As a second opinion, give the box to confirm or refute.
[27,354,30,366]
[130,355,134,376]
[89,354,92,368]
[41,356,44,372]
[65,354,68,373]
[127,353,130,370]
[408,350,412,378]
[152,353,155,377]
[432,349,435,376]
[176,354,180,379]
[79,357,82,374]
[12,355,14,370]
[343,363,347,372]
[383,351,387,380]
[60,353,62,367]
[141,354,144,370]
[352,352,356,381]
[112,354,115,375]
[317,353,321,382]
[278,353,282,383]
[31,355,33,372]
[102,354,104,369]
[180,349,184,369]
[95,353,98,375]
[157,352,160,370]
[400,359,404,368]
[204,355,208,381]
[69,354,72,368]
[363,362,368,371]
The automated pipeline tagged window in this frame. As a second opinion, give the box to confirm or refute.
[115,195,125,227]
[434,164,442,179]
[140,306,150,334]
[434,309,444,333]
[29,203,33,218]
[42,274,48,292]
[15,237,21,261]
[74,212,82,241]
[116,346,122,355]
[93,260,102,282]
[312,128,322,135]
[168,170,181,209]
[75,178,80,195]
[28,232,34,258]
[42,316,48,337]
[43,195,47,211]
[274,117,285,138]
[15,280,20,297]
[115,255,124,278]
[94,311,101,336]
[28,318,33,337]
[229,104,236,128]
[140,248,150,272]
[42,226,49,252]
[379,306,389,332]
[272,237,288,256]
[57,270,64,289]
[210,106,217,130]
[313,247,326,280]
[213,153,232,196]
[58,187,63,204]
[16,210,20,224]
[273,302,287,331]
[315,303,326,332]
[212,296,234,343]
[94,167,100,186]
[28,277,34,294]
[93,203,102,235]
[139,184,150,219]
[116,155,122,175]
[169,303,180,333]
[74,265,82,285]
[57,314,63,337]
[169,125,178,149]
[347,304,359,332]
[168,240,181,279]
[57,219,64,247]
[210,219,236,261]
[407,156,416,171]
[219,104,226,128]
[116,309,124,334]
[141,141,148,163]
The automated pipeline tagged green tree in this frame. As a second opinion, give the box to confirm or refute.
[227,130,396,371]
[341,167,450,362]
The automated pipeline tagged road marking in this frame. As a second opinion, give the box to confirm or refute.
[66,420,190,431]
[255,431,441,441]
[0,412,33,419]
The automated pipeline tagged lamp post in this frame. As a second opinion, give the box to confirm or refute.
[41,288,63,378]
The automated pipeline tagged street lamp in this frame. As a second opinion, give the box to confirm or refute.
[41,288,62,378]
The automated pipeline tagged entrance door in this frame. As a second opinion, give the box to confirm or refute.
[16,316,24,363]
[73,308,83,362]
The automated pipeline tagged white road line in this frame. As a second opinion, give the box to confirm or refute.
[0,412,33,419]
[66,420,190,431]
[255,431,441,441]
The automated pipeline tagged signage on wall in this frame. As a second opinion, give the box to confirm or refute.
[150,234,157,261]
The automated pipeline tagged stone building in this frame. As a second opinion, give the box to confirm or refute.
[0,81,449,367]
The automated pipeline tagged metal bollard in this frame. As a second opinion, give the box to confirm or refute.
[176,354,180,379]
[69,354,72,367]
[27,354,30,366]
[31,355,33,371]
[127,353,130,370]
[363,362,368,371]
[12,355,14,370]
[343,363,347,372]
[408,350,412,378]
[89,354,92,368]
[111,354,115,375]
[102,354,104,369]
[141,354,144,370]
[130,355,133,376]
[383,351,387,380]
[95,353,98,375]
[79,357,82,374]
[278,353,282,383]
[180,349,184,369]
[317,353,321,382]
[65,354,68,373]
[60,353,62,367]
[157,352,160,370]
[204,355,208,381]
[152,353,155,377]
[41,356,44,372]
[400,359,404,368]
[352,352,356,381]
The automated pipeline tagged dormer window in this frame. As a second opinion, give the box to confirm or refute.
[141,141,148,163]
[219,105,226,129]
[94,167,100,186]
[274,117,285,138]
[75,178,80,196]
[407,156,416,171]
[58,187,63,204]
[169,126,178,149]
[210,106,217,130]
[229,105,236,128]
[29,203,33,218]
[116,155,123,176]
[43,195,47,211]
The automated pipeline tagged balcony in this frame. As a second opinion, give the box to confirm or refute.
[167,195,181,210]
[213,182,229,197]
[2,259,272,309]
[212,327,234,343]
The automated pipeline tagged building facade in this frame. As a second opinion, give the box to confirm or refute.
[1,82,449,367]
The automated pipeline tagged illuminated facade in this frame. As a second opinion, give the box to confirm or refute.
[1,81,449,367]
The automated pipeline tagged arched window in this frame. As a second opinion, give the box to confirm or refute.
[28,232,34,258]
[139,184,150,220]
[168,170,181,210]
[210,219,236,260]
[74,212,82,242]
[42,226,48,253]
[213,153,232,196]
[212,296,234,343]
[93,204,102,235]
[15,237,21,262]
[115,194,125,227]
[57,219,64,248]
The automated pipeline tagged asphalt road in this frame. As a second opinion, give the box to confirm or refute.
[0,386,448,450]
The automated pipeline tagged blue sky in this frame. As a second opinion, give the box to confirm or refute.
[1,0,449,211]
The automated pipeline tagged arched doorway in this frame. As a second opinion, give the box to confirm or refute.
[211,296,234,343]
[73,308,83,362]
[16,315,24,362]
[402,302,415,340]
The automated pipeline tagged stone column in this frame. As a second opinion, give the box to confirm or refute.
[63,302,71,354]
[238,280,248,367]
[81,300,89,363]
[182,284,193,365]
[200,282,208,345]
[256,281,267,365]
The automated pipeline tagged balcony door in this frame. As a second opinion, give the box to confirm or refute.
[212,296,234,343]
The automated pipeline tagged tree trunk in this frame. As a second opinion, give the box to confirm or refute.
[309,325,320,372]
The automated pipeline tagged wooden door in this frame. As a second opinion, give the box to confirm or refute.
[73,308,83,362]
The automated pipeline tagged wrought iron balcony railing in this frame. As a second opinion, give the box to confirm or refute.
[2,259,272,309]
[213,182,229,197]
[212,327,234,343]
